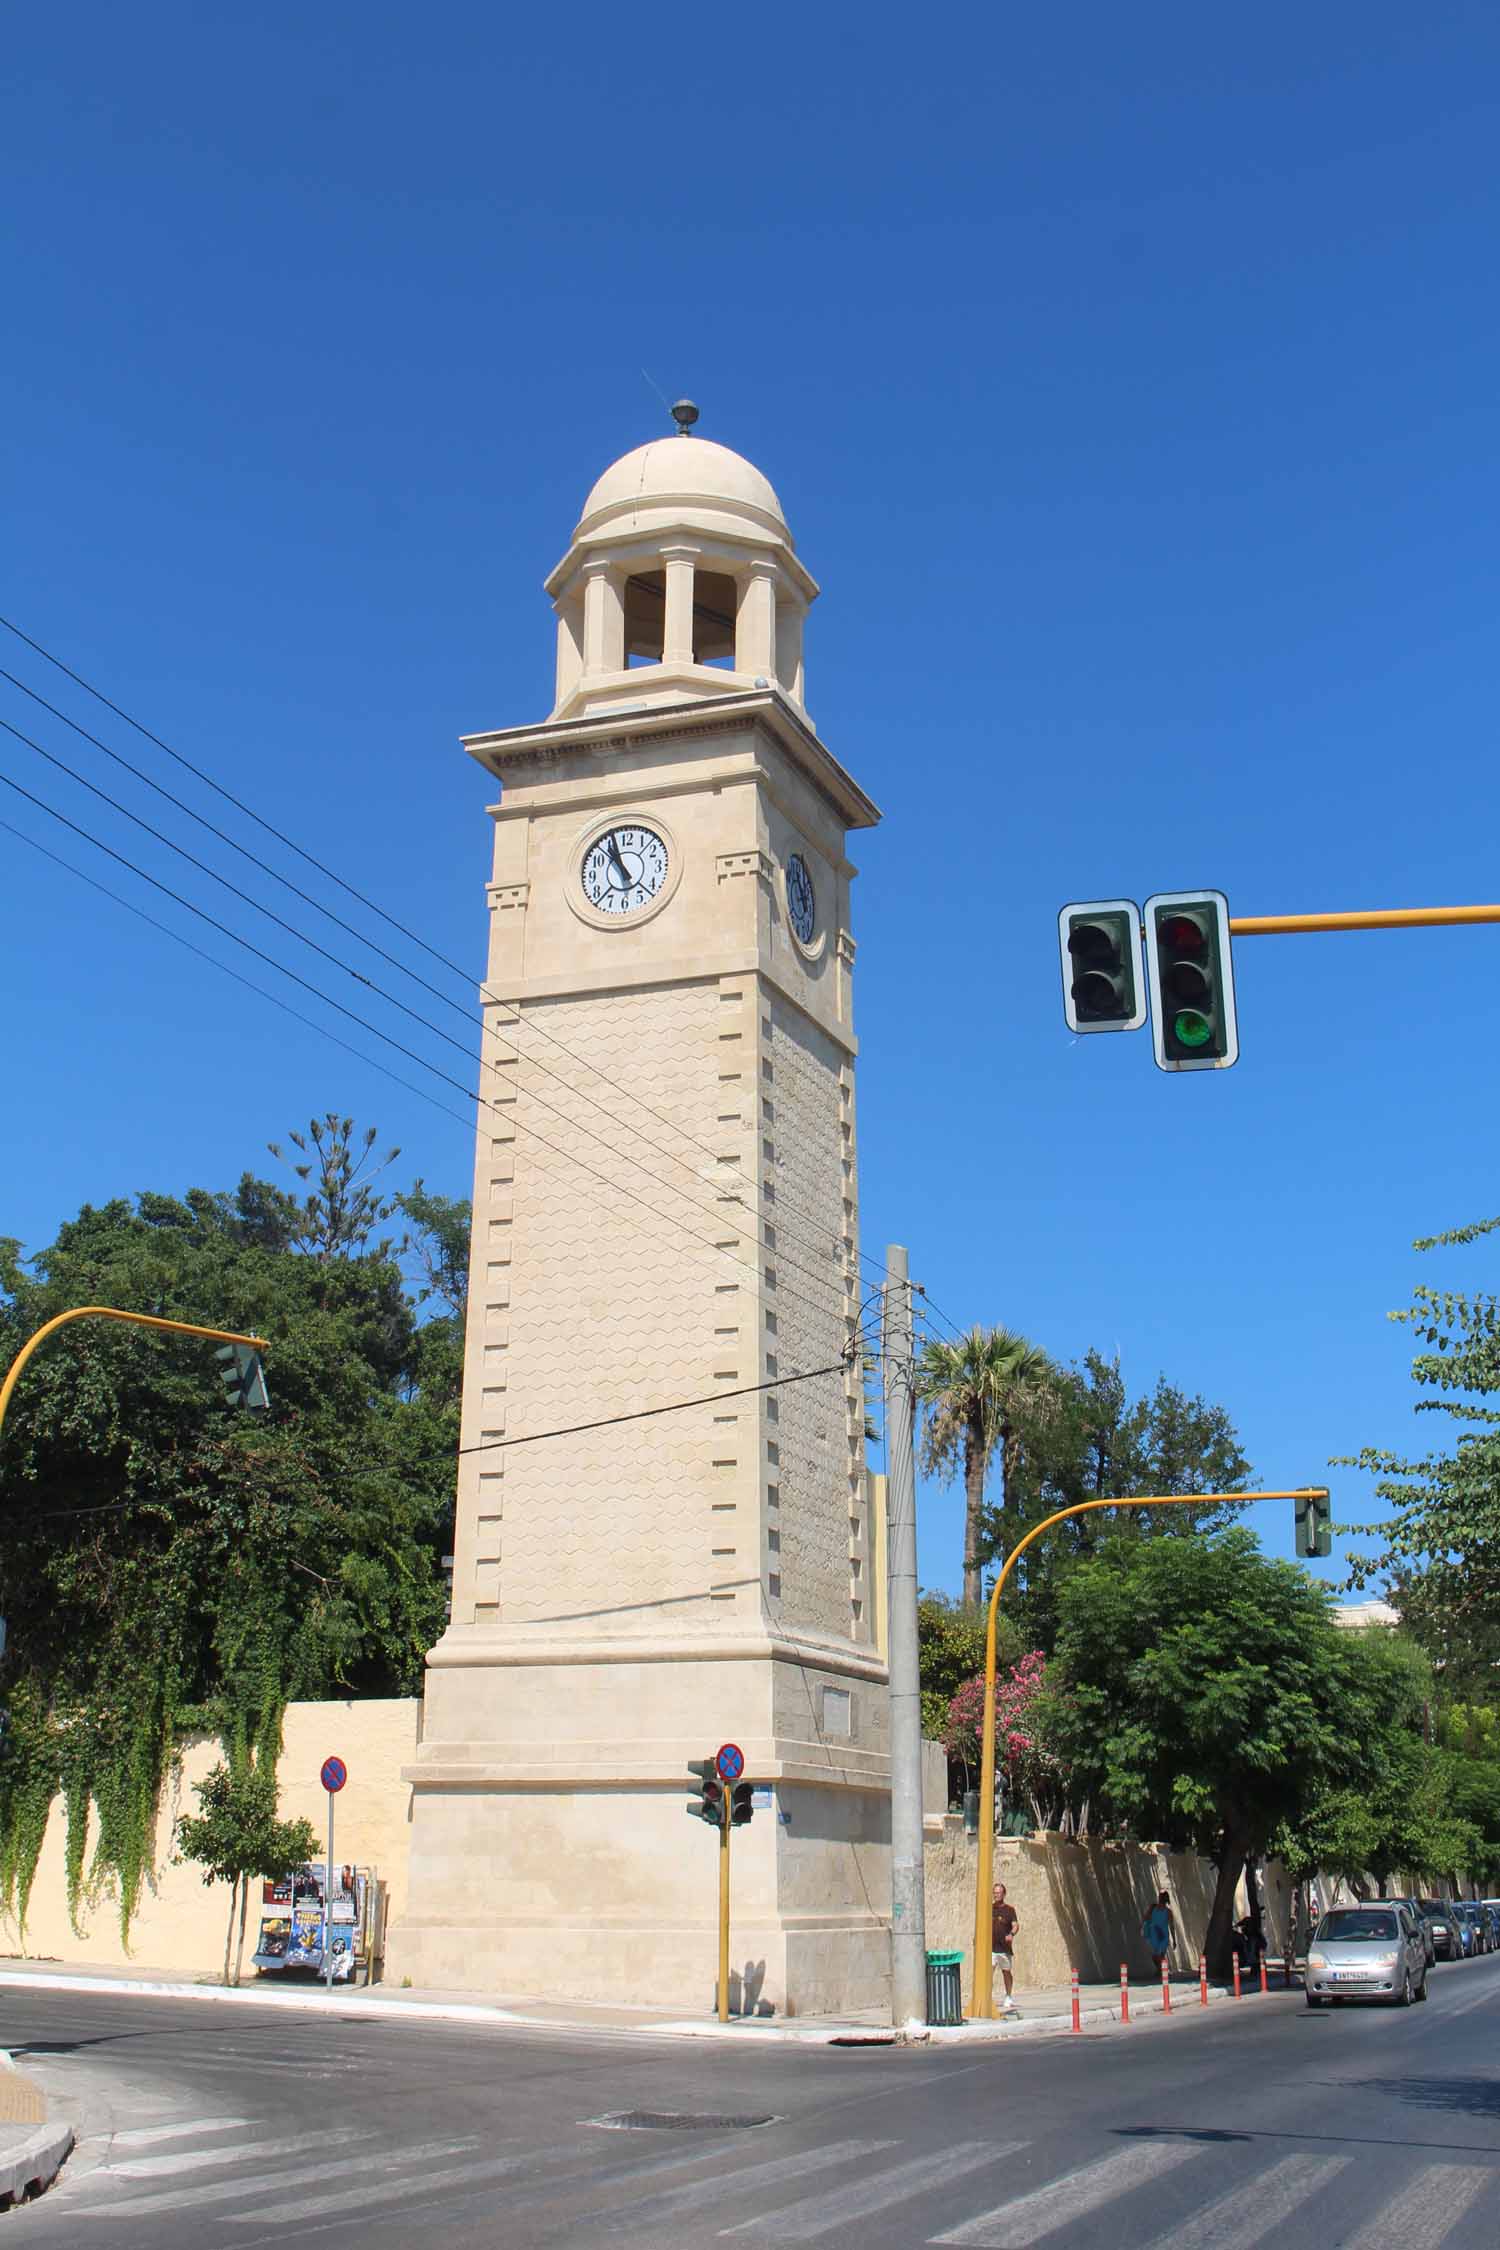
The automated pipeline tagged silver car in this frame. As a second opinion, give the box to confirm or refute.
[1305,1904,1428,2008]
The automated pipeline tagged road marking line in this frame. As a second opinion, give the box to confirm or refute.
[1145,2154,1347,2248]
[72,2137,481,2218]
[724,2141,1021,2239]
[1338,2163,1493,2250]
[109,2129,363,2180]
[583,2138,891,2234]
[109,2116,254,2149]
[230,2153,539,2225]
[932,2137,1199,2245]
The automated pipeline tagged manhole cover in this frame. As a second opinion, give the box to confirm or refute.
[590,2110,777,2132]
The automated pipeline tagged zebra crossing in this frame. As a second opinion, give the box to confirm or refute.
[41,2104,1500,2244]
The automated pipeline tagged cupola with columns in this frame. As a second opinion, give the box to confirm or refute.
[545,401,817,721]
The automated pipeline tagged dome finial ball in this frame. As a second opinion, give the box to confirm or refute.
[670,398,699,436]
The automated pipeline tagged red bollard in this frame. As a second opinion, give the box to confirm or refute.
[1233,1954,1242,1999]
[1119,1962,1130,2024]
[1259,1958,1269,1996]
[1160,1959,1172,2015]
[1071,1968,1081,2033]
[1199,1954,1209,2006]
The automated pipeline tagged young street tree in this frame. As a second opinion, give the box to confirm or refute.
[176,1762,319,1986]
[917,1327,1054,1608]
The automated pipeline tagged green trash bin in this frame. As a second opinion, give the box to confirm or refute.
[925,1949,964,2026]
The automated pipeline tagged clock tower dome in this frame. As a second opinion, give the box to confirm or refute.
[390,414,890,2015]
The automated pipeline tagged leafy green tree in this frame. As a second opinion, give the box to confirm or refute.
[1045,1529,1392,1971]
[1343,1212,1500,1629]
[994,1351,1250,1646]
[176,1761,320,1985]
[0,1132,462,1940]
[267,1115,403,1261]
[917,1327,1055,1607]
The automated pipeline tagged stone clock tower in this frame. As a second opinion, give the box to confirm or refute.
[391,416,889,2015]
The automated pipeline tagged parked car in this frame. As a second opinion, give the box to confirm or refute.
[1453,1905,1479,1957]
[1462,1903,1494,1955]
[1481,1903,1500,1950]
[1417,1898,1460,1960]
[1306,1904,1428,2008]
[1391,1898,1436,1968]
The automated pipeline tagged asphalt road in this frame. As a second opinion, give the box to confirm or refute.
[6,1954,1500,2249]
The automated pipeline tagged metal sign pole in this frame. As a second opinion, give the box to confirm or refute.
[324,1785,334,1990]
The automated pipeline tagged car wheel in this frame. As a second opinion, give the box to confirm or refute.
[1305,1993,1323,2009]
[1397,1971,1412,2007]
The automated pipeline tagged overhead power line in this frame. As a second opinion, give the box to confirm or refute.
[0,614,893,1290]
[0,758,857,1335]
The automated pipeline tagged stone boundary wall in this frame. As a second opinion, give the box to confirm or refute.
[0,1700,419,1978]
[923,1817,1295,2005]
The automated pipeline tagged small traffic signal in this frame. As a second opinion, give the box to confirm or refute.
[1058,901,1146,1034]
[1295,1488,1332,1559]
[215,1342,270,1413]
[687,1757,725,1825]
[730,1782,754,1827]
[1144,891,1238,1071]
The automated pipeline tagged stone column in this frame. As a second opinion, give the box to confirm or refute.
[736,558,777,679]
[582,560,623,677]
[661,544,699,667]
[553,598,583,710]
[775,599,805,703]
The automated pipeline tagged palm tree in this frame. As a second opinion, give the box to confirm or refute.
[916,1326,1055,1609]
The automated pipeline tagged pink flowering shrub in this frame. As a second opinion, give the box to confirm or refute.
[944,1651,1069,1822]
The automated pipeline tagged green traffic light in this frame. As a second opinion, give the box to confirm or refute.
[1173,1010,1212,1048]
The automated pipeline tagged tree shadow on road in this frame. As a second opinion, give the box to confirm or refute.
[1351,2078,1500,2122]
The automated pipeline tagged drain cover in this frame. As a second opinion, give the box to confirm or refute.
[591,2110,777,2132]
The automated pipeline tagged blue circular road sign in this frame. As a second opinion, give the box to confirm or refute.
[716,1743,744,1783]
[320,1756,347,1794]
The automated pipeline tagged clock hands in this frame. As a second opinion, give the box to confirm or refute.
[605,831,632,891]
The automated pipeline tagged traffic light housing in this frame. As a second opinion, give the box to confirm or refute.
[730,1782,754,1827]
[1144,891,1238,1071]
[687,1757,725,1825]
[1058,900,1146,1034]
[215,1342,270,1413]
[1295,1488,1332,1559]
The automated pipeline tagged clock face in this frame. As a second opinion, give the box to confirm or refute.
[786,852,816,945]
[580,824,670,917]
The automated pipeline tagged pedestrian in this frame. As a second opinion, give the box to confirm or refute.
[991,1883,1021,2018]
[1142,1890,1172,1974]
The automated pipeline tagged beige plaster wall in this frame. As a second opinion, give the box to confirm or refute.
[922,1820,1293,2006]
[0,1700,418,1978]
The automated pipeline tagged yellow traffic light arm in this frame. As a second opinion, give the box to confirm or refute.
[1229,905,1500,935]
[0,1306,270,1447]
[970,1485,1328,2019]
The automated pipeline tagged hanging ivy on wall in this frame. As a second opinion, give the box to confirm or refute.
[0,1130,465,1943]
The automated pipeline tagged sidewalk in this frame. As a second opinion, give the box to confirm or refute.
[0,2048,73,2206]
[0,1954,1292,2046]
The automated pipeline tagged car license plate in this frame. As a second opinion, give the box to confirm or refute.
[1332,1969,1373,1981]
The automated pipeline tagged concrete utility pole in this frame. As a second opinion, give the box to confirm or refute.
[883,1244,927,2029]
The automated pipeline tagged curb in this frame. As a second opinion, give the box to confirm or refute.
[0,2121,73,2207]
[0,1967,1275,2047]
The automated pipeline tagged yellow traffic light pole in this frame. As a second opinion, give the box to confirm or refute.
[1228,904,1500,935]
[969,1485,1328,2019]
[0,1305,270,1448]
[718,1792,732,2025]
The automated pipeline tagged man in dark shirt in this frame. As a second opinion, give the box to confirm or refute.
[992,1883,1020,2017]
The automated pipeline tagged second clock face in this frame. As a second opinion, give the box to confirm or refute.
[580,824,670,917]
[786,852,816,945]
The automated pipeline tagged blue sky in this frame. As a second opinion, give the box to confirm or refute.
[6,3,1499,1596]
